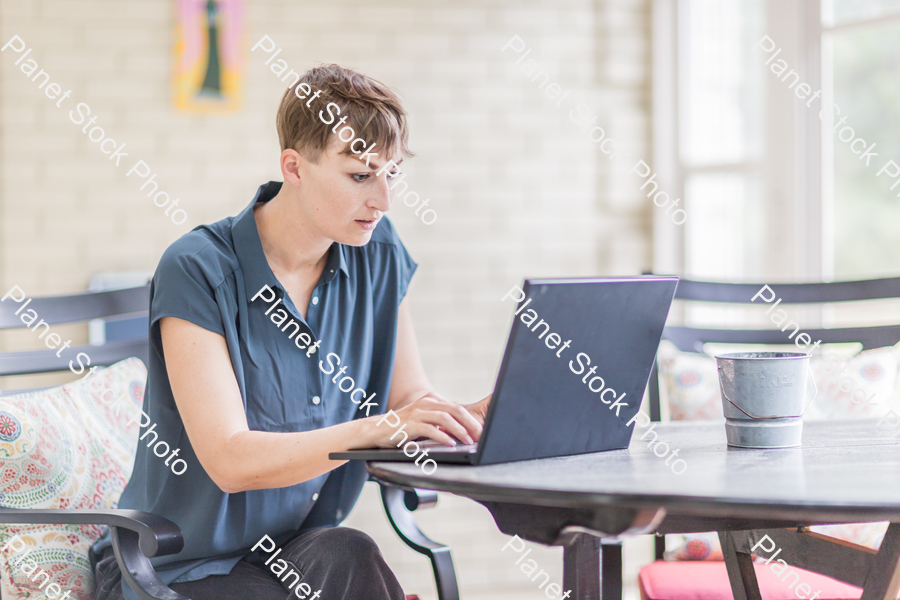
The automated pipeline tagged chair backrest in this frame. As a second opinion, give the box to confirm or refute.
[0,284,151,388]
[648,276,900,421]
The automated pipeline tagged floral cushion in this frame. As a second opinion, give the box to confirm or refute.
[808,522,888,550]
[805,346,900,420]
[665,522,888,565]
[0,358,146,600]
[657,341,900,422]
[657,341,724,420]
[664,532,723,561]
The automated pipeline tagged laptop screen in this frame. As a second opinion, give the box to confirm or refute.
[477,277,678,465]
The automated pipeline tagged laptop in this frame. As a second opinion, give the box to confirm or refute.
[330,276,678,466]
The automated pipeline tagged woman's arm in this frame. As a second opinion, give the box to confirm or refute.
[161,314,484,493]
[162,316,369,492]
[386,298,492,442]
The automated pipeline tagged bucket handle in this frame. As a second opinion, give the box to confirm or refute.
[720,364,818,420]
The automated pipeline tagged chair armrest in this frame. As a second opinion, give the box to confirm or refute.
[0,508,188,600]
[112,527,188,600]
[378,486,444,554]
[399,488,439,512]
[0,508,183,557]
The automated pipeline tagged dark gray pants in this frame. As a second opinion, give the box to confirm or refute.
[94,527,406,600]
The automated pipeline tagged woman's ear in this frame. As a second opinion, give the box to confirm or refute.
[281,149,305,186]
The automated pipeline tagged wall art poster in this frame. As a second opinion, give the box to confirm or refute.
[173,0,244,113]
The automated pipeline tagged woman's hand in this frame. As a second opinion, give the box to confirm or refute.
[365,392,485,449]
[463,393,492,427]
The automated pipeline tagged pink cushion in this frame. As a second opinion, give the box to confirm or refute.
[639,561,864,600]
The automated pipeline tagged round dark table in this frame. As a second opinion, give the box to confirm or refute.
[369,420,900,600]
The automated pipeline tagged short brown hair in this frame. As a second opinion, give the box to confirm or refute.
[276,64,412,163]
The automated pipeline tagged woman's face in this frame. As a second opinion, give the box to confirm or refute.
[291,136,403,246]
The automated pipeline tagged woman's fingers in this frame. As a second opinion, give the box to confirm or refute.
[377,394,487,448]
[465,393,492,426]
[445,402,483,441]
[414,397,484,442]
[422,410,474,445]
[420,424,458,447]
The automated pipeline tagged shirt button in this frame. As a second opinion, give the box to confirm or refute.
[312,296,319,305]
[312,493,319,501]
[312,396,321,405]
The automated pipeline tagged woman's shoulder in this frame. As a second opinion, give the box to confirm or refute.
[157,218,240,292]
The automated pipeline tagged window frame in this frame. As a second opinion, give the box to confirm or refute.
[652,0,900,282]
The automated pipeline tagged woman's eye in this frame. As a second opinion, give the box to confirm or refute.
[351,174,370,182]
[387,171,402,180]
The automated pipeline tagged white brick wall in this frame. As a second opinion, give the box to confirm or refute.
[0,0,655,597]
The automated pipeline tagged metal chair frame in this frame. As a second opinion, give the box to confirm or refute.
[0,284,460,600]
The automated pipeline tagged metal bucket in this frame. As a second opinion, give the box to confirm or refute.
[715,352,817,448]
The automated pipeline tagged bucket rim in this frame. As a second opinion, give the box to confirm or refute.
[715,351,811,360]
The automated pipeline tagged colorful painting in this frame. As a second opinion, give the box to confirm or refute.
[173,0,244,113]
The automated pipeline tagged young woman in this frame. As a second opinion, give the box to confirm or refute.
[93,64,490,600]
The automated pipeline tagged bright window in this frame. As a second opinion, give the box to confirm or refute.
[822,3,900,278]
[664,0,900,282]
[677,0,767,281]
